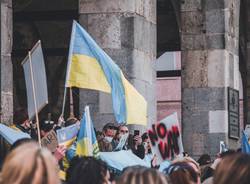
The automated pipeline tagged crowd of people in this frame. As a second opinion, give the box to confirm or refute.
[0,108,250,184]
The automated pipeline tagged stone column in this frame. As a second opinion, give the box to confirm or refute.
[78,0,156,131]
[181,0,240,158]
[1,0,13,124]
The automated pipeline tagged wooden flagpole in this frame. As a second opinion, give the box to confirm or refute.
[69,87,75,118]
[61,87,67,119]
[28,51,42,146]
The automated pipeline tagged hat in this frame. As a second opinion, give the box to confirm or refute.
[103,123,118,131]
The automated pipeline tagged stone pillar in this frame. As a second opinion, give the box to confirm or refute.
[78,0,156,131]
[181,0,240,158]
[1,0,13,124]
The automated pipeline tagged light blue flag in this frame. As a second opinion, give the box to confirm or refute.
[100,150,149,171]
[242,131,250,154]
[0,124,30,145]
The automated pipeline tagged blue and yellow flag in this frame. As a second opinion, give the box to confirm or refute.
[65,20,147,126]
[76,106,99,157]
[242,131,250,154]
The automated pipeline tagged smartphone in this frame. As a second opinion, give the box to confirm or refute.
[134,130,140,136]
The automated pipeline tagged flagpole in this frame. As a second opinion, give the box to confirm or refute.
[69,87,75,118]
[85,106,93,156]
[28,51,42,146]
[61,87,67,119]
[61,21,76,120]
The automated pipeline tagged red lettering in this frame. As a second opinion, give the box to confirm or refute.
[157,123,167,139]
[148,124,158,146]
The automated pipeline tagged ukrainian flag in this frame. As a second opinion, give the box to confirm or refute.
[65,20,147,126]
[76,106,99,157]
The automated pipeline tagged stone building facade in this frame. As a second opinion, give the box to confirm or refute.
[1,0,249,157]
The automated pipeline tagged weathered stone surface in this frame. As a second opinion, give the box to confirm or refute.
[205,0,224,10]
[181,0,202,11]
[79,0,156,24]
[207,50,228,87]
[206,9,225,34]
[181,34,206,50]
[79,89,99,117]
[182,34,226,50]
[206,34,225,49]
[1,1,12,55]
[228,53,235,87]
[1,92,13,123]
[99,92,113,114]
[134,17,156,55]
[182,51,208,87]
[225,34,239,54]
[87,14,121,49]
[190,133,206,158]
[182,88,226,112]
[181,11,203,34]
[1,56,13,93]
[182,111,209,132]
[132,49,155,83]
[209,110,228,133]
[120,16,135,49]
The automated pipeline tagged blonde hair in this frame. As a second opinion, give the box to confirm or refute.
[116,166,169,184]
[0,142,60,184]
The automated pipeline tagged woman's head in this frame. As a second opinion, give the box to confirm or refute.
[164,162,199,184]
[0,142,59,184]
[214,153,250,184]
[66,156,110,184]
[116,166,169,184]
[172,156,201,184]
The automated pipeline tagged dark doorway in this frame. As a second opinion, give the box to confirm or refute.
[12,0,79,122]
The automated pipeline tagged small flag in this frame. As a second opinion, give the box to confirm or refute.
[65,20,147,126]
[76,106,99,157]
[56,124,79,148]
[242,131,250,154]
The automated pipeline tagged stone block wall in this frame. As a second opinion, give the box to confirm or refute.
[181,0,241,157]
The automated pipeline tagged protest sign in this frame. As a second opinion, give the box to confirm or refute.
[57,124,79,148]
[41,130,58,152]
[147,112,184,162]
[22,41,48,120]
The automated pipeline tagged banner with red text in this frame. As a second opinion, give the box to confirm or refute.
[147,112,184,162]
